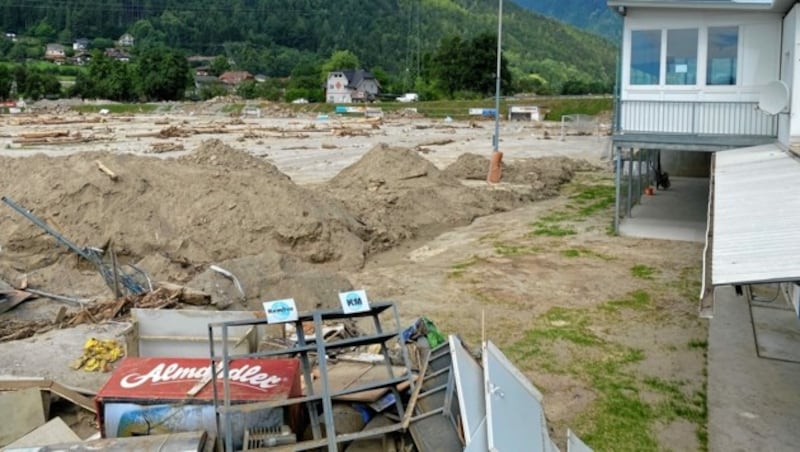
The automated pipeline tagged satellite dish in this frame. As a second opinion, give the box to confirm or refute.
[758,80,790,115]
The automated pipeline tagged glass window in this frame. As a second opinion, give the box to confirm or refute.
[707,26,738,85]
[666,29,698,85]
[631,30,662,85]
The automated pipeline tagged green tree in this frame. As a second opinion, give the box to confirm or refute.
[320,50,360,80]
[210,55,230,76]
[72,51,135,101]
[0,65,13,99]
[135,46,191,101]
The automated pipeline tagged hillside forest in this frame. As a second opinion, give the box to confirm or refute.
[0,0,618,102]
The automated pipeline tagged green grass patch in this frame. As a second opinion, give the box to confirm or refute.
[668,266,702,301]
[631,264,657,280]
[561,247,615,260]
[73,104,159,114]
[603,290,652,312]
[688,338,708,350]
[494,242,540,257]
[529,223,577,237]
[449,255,483,278]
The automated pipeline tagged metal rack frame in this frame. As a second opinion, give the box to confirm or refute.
[208,302,414,451]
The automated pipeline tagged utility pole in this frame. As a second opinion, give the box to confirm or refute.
[492,0,503,152]
[487,0,504,183]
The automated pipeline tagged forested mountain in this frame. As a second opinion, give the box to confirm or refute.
[512,0,621,41]
[0,0,616,94]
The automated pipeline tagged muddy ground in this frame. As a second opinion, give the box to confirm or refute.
[0,102,705,451]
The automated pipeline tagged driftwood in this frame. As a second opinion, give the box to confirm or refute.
[95,160,119,181]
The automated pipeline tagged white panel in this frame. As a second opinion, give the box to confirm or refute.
[463,418,487,452]
[712,144,800,285]
[484,341,549,452]
[449,335,485,445]
[741,22,781,86]
[132,309,258,358]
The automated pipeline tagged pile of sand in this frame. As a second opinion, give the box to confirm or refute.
[0,141,366,299]
[0,141,586,306]
[324,144,526,253]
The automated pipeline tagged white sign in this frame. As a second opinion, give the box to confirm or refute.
[338,289,370,314]
[119,362,283,390]
[263,298,299,323]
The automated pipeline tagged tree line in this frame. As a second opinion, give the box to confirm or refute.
[0,0,616,98]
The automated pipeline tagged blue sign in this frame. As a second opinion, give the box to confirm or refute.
[263,298,298,323]
[338,289,370,314]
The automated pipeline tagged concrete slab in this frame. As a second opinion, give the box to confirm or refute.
[708,286,800,452]
[0,388,46,447]
[3,417,80,449]
[619,177,709,242]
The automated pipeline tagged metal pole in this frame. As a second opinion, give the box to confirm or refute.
[614,146,622,234]
[492,0,503,152]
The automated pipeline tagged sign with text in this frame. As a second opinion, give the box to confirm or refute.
[339,289,371,314]
[263,299,299,323]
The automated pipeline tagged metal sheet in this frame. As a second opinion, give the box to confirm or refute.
[449,335,485,444]
[712,143,800,285]
[3,431,208,452]
[484,341,549,451]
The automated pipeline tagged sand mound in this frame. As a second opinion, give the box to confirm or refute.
[323,144,527,253]
[444,153,598,195]
[0,141,366,297]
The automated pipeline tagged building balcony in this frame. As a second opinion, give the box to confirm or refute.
[613,100,779,150]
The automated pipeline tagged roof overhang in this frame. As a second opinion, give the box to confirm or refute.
[608,0,795,14]
[712,143,800,286]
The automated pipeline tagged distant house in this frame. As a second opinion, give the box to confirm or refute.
[326,69,380,103]
[44,44,67,62]
[117,33,134,47]
[219,71,253,85]
[105,48,131,63]
[73,38,89,51]
[4,32,16,42]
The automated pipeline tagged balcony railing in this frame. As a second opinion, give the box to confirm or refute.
[617,100,778,137]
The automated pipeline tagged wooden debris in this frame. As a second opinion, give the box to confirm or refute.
[18,130,69,139]
[149,142,185,153]
[0,289,181,343]
[419,138,454,147]
[156,282,211,306]
[95,160,119,181]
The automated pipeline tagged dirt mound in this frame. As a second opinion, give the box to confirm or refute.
[323,144,527,253]
[178,138,290,178]
[0,141,366,297]
[328,143,458,189]
[186,251,353,311]
[444,153,598,195]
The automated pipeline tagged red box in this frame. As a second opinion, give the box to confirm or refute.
[95,357,301,447]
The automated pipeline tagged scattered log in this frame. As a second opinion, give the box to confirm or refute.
[18,130,69,139]
[95,160,119,181]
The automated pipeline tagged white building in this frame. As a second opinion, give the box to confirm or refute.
[325,70,380,104]
[608,0,800,315]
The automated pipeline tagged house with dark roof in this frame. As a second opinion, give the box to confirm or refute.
[326,69,380,103]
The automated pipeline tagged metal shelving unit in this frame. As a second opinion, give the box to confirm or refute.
[208,302,414,451]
